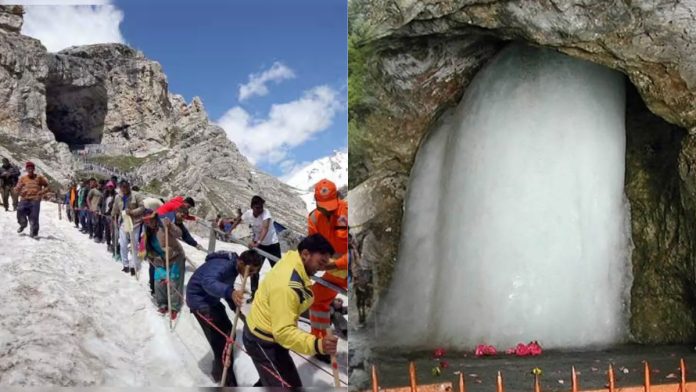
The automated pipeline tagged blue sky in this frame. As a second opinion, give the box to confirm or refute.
[21,0,347,178]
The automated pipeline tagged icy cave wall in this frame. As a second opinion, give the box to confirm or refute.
[377,44,633,350]
[348,0,696,345]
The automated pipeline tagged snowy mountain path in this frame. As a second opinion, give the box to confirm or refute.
[0,202,347,387]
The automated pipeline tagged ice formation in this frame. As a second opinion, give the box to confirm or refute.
[377,43,632,350]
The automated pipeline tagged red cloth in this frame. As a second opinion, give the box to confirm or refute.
[157,196,196,220]
[157,196,185,215]
[475,344,497,357]
[505,341,542,356]
[433,348,446,359]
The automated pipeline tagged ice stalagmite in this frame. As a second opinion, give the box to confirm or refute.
[377,44,632,350]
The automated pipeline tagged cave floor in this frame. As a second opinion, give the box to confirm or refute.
[371,344,696,392]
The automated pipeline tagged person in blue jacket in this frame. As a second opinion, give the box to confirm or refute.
[186,249,264,386]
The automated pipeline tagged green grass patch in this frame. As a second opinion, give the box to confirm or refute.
[142,178,163,195]
[87,155,147,172]
[75,171,109,181]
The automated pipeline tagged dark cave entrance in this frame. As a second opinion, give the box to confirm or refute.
[45,82,108,148]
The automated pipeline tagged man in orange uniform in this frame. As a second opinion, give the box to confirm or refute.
[308,179,347,363]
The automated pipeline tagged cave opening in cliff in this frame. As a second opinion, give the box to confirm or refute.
[376,43,652,350]
[45,82,108,147]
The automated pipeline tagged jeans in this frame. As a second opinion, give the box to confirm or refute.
[243,325,302,387]
[155,254,185,311]
[79,209,89,230]
[73,206,79,227]
[103,216,111,246]
[251,242,281,298]
[89,211,101,239]
[119,223,142,270]
[1,184,17,211]
[17,200,41,236]
[193,303,237,386]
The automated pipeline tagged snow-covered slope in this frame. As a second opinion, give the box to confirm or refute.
[283,150,347,211]
[284,150,347,192]
[0,203,347,387]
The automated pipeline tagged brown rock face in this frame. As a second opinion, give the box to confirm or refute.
[0,9,306,231]
[0,5,23,33]
[348,0,696,365]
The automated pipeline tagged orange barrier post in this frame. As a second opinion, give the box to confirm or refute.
[609,364,616,392]
[409,362,418,392]
[372,365,379,392]
[681,358,687,392]
[571,366,578,392]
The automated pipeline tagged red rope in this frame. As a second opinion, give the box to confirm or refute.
[60,207,342,387]
[165,280,292,388]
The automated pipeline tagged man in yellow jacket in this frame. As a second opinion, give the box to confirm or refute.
[243,234,339,387]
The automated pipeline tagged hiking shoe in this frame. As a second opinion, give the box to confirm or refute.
[121,267,129,273]
[17,225,26,233]
[170,311,178,321]
[29,233,37,239]
[314,353,331,364]
[158,306,168,315]
[130,268,135,276]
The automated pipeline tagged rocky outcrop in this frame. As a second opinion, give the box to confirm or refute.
[46,44,171,149]
[348,0,696,356]
[0,6,73,186]
[0,6,49,136]
[135,96,306,233]
[0,6,306,232]
[0,5,22,34]
[351,0,696,129]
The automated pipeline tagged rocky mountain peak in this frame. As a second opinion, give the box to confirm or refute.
[0,5,23,34]
[0,19,307,234]
[57,43,143,60]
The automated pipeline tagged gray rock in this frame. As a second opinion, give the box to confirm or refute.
[348,0,696,352]
[0,7,306,233]
[0,5,23,33]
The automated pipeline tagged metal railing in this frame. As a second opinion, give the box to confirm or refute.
[369,359,691,392]
[72,156,143,184]
[193,216,347,296]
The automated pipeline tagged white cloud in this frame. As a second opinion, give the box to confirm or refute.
[238,62,296,101]
[218,85,342,166]
[4,0,110,4]
[21,4,125,53]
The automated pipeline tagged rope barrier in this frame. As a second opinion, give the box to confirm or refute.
[58,201,348,386]
[165,279,347,386]
[192,217,347,296]
[165,281,293,387]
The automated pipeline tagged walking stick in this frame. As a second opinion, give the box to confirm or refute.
[220,265,250,387]
[327,329,340,387]
[164,221,173,331]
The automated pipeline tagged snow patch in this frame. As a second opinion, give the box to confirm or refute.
[0,203,346,386]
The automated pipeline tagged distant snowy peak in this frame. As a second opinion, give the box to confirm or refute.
[284,150,347,192]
